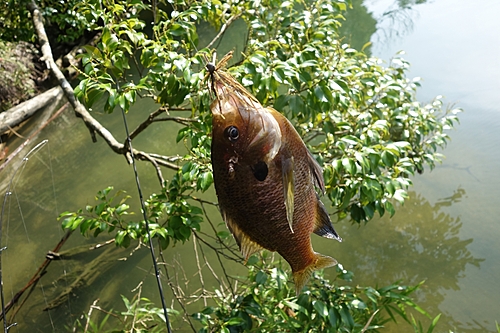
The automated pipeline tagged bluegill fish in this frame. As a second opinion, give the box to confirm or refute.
[207,54,342,294]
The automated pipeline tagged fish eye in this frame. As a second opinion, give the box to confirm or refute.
[225,126,239,142]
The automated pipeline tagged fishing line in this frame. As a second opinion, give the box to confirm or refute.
[0,140,48,332]
[46,140,72,314]
[40,284,55,331]
[13,191,29,243]
[35,141,59,327]
[119,107,172,333]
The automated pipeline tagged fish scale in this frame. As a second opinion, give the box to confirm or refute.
[207,56,342,294]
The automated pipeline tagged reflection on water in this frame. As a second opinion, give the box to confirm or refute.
[339,0,377,54]
[344,0,429,51]
[315,187,485,332]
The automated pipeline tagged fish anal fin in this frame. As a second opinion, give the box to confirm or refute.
[240,235,264,263]
[293,253,338,295]
[222,210,263,261]
[313,196,342,242]
[307,151,325,193]
[282,155,295,233]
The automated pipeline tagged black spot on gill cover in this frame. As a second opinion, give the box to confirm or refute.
[252,161,268,181]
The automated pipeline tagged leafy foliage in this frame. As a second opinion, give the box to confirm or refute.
[191,260,442,333]
[59,173,208,248]
[71,0,460,231]
[0,0,93,43]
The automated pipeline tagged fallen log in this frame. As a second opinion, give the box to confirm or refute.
[0,100,68,174]
[0,86,63,136]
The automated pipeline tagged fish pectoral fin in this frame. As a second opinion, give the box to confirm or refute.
[223,211,264,261]
[282,155,295,233]
[313,196,342,242]
[307,151,325,194]
[293,253,338,295]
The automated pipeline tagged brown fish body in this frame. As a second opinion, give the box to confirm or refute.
[209,64,341,294]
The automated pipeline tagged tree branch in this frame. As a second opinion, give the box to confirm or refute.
[27,1,180,186]
[128,107,196,142]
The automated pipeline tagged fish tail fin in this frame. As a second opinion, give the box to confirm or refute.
[293,253,338,295]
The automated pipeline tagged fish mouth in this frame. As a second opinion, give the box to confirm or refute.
[209,71,261,117]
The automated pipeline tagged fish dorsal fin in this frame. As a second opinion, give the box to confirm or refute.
[313,196,342,241]
[221,209,264,261]
[282,154,295,233]
[307,151,325,193]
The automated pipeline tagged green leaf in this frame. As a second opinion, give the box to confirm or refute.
[225,317,245,326]
[340,304,354,329]
[199,171,213,192]
[381,150,395,167]
[393,189,408,204]
[169,23,186,36]
[385,200,395,217]
[255,270,267,285]
[325,307,337,329]
[312,300,328,318]
[289,95,304,116]
[273,67,285,83]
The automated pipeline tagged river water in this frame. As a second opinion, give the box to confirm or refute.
[334,0,500,332]
[1,0,499,332]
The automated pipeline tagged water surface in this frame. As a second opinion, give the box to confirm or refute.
[1,1,499,332]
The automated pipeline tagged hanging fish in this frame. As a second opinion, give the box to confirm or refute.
[207,53,342,295]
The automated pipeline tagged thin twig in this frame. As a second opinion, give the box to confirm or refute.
[361,309,380,333]
[128,108,166,141]
[206,14,242,50]
[6,126,25,139]
[89,239,115,250]
[129,286,141,333]
[158,253,197,332]
[192,234,206,294]
[198,202,242,258]
[84,299,100,333]
[193,231,236,297]
[190,196,218,206]
[195,236,227,296]
[194,231,242,262]
[140,152,165,185]
[148,153,183,163]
